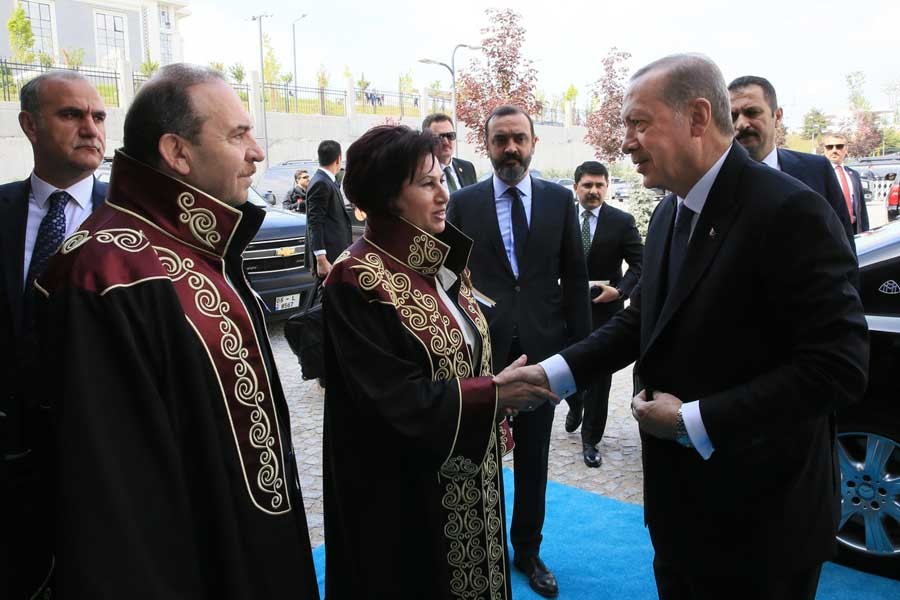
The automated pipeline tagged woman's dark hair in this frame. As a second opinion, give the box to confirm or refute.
[343,125,439,217]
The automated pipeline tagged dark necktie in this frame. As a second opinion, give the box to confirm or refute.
[581,210,592,255]
[508,187,529,271]
[444,165,458,193]
[667,200,695,294]
[26,190,70,293]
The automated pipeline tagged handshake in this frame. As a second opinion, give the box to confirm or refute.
[491,355,556,417]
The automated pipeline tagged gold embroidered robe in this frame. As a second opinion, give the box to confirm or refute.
[322,215,513,600]
[35,152,319,599]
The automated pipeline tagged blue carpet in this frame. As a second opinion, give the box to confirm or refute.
[311,468,900,598]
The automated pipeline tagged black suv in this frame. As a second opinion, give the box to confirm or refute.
[835,222,900,578]
[243,188,316,320]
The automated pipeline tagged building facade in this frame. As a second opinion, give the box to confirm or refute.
[3,0,190,69]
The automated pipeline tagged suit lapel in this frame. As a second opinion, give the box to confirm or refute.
[645,144,747,353]
[0,180,30,336]
[479,179,515,278]
[588,204,610,258]
[776,148,798,176]
[91,177,106,210]
[521,177,551,277]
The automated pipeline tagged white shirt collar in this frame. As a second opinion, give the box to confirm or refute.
[678,146,732,215]
[579,203,602,218]
[317,166,336,182]
[30,172,94,209]
[761,145,779,170]
[492,173,532,201]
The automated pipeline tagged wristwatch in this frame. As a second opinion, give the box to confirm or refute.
[674,407,693,448]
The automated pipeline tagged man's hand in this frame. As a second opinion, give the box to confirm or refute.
[630,389,681,440]
[316,255,332,278]
[592,284,621,304]
[493,355,557,416]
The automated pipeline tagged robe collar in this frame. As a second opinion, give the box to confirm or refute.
[106,150,264,259]
[364,214,473,278]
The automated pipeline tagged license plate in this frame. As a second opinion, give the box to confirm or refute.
[275,293,300,311]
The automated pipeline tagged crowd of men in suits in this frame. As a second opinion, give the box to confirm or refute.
[1,53,869,600]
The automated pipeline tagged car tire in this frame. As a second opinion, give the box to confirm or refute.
[835,422,900,579]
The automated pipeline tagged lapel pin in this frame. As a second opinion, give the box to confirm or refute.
[709,227,717,239]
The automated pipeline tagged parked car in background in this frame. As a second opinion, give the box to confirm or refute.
[243,187,316,320]
[833,223,900,579]
[609,176,632,202]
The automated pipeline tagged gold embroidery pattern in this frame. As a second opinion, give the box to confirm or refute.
[458,274,493,378]
[63,228,150,255]
[177,192,221,250]
[351,253,471,380]
[334,249,351,265]
[442,455,490,596]
[61,230,92,254]
[407,234,443,275]
[481,431,506,598]
[154,245,290,514]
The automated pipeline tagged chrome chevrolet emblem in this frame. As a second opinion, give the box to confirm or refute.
[275,247,296,257]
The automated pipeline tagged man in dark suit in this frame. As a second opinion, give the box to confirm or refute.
[307,140,352,278]
[0,71,108,600]
[823,132,870,233]
[565,161,643,468]
[499,54,868,599]
[447,105,590,598]
[728,76,856,247]
[423,113,477,192]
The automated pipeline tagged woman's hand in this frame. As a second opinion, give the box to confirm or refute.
[495,355,558,417]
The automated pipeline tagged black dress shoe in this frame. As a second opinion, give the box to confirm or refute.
[513,555,559,598]
[583,443,602,468]
[564,402,583,433]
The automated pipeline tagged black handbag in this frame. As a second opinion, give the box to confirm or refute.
[284,279,325,382]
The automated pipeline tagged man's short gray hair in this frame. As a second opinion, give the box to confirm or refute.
[20,71,91,114]
[123,63,225,167]
[631,53,733,136]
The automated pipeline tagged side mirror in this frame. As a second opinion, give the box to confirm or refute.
[264,191,277,206]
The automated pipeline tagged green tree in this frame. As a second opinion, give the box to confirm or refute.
[140,59,159,77]
[262,34,281,83]
[37,51,53,68]
[229,63,246,84]
[7,6,35,63]
[61,47,85,69]
[627,181,660,238]
[399,70,415,94]
[280,72,293,85]
[316,64,330,89]
[846,71,870,112]
[356,72,370,91]
[883,128,900,153]
[801,107,830,141]
[208,61,225,74]
[564,84,578,103]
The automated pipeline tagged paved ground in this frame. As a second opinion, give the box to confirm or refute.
[269,322,644,547]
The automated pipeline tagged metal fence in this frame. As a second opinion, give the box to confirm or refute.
[425,95,452,115]
[0,59,120,106]
[261,83,345,116]
[355,89,421,118]
[534,107,564,127]
[232,83,251,112]
[132,73,148,92]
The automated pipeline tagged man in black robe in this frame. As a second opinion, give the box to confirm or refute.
[36,64,319,599]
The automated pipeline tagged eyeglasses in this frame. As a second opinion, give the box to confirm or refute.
[436,132,457,142]
[824,144,845,150]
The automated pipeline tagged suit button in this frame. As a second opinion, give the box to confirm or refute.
[514,285,521,292]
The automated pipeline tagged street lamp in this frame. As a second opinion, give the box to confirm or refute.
[251,13,272,163]
[419,43,482,154]
[291,14,308,88]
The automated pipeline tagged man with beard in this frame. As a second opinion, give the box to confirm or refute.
[447,104,590,598]
[565,161,643,468]
[498,54,867,600]
[822,132,869,234]
[728,76,854,248]
[0,71,107,599]
[35,64,319,599]
[422,113,477,192]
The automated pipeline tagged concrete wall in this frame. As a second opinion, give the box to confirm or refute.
[0,100,597,183]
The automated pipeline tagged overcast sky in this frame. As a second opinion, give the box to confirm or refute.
[180,0,900,129]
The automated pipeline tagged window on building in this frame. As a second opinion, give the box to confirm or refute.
[159,7,171,30]
[19,1,54,58]
[160,32,173,65]
[95,12,127,69]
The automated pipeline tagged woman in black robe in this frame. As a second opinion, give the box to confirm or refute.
[321,125,556,599]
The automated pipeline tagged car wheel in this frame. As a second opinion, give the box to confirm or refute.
[835,424,900,579]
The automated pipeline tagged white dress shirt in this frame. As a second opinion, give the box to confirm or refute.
[492,174,533,279]
[579,203,602,242]
[435,266,479,363]
[540,146,732,460]
[761,145,780,170]
[23,173,95,289]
